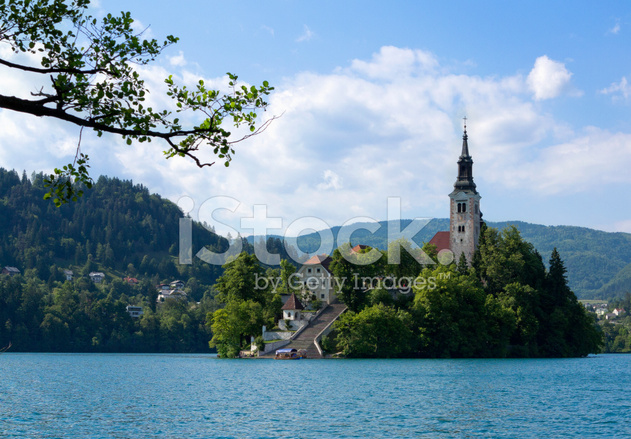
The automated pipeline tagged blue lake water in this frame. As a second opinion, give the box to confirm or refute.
[1,353,630,438]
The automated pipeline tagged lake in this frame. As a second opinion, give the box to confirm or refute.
[1,353,630,438]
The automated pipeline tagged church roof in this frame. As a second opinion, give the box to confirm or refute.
[303,254,332,272]
[351,244,369,253]
[460,127,470,158]
[429,231,451,252]
[281,293,304,311]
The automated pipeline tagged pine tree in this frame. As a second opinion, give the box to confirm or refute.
[546,248,571,306]
[457,252,469,275]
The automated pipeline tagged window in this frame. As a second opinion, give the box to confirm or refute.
[321,294,325,299]
[457,202,467,213]
[307,268,312,273]
[457,225,466,233]
[316,268,321,273]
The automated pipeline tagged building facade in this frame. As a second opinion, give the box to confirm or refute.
[297,254,335,304]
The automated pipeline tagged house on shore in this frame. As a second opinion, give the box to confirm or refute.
[297,254,335,304]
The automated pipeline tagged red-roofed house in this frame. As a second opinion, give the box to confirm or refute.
[297,254,335,304]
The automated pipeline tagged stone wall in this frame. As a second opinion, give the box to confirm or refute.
[263,330,294,341]
[258,339,290,356]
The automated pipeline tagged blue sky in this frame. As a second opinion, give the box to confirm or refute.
[1,1,630,237]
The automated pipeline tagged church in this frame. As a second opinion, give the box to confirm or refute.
[429,121,484,264]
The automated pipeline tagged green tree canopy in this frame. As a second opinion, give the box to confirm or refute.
[214,252,267,304]
[333,304,415,358]
[0,0,274,204]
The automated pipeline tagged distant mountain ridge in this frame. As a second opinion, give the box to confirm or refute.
[2,166,628,299]
[0,168,227,292]
[249,218,631,299]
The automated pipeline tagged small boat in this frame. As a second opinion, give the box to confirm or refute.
[274,348,306,360]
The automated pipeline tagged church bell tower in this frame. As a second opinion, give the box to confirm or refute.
[449,119,482,264]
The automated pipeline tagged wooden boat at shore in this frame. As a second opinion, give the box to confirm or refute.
[274,348,306,360]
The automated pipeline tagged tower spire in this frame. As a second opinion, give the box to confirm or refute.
[448,117,483,266]
[453,118,476,193]
[461,116,470,158]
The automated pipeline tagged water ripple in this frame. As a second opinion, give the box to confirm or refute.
[1,354,630,438]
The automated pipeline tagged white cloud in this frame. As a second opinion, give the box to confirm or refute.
[608,21,621,35]
[497,127,631,194]
[527,55,573,100]
[261,25,275,36]
[1,45,630,235]
[601,76,631,101]
[169,51,187,67]
[296,25,314,42]
[348,46,438,80]
[317,170,343,191]
[130,19,155,40]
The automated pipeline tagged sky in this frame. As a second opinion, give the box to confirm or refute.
[1,1,631,238]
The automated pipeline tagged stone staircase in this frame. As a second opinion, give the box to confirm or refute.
[265,302,347,359]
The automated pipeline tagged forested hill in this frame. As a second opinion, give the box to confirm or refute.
[289,218,631,299]
[0,168,227,287]
[2,166,629,299]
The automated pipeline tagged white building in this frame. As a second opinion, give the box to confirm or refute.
[89,272,105,283]
[157,289,187,303]
[282,293,304,321]
[297,254,336,304]
[126,305,144,318]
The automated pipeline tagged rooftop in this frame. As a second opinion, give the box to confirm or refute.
[281,292,304,311]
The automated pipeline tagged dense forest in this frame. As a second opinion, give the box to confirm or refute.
[599,293,631,353]
[211,228,603,358]
[283,218,631,299]
[321,226,603,358]
[0,168,295,352]
[0,168,228,287]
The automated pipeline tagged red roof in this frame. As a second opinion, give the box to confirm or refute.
[281,293,304,310]
[303,254,332,272]
[351,244,369,253]
[429,231,450,252]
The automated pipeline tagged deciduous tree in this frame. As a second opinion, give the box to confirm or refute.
[0,0,274,204]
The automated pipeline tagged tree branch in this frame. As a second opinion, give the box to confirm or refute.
[0,57,108,75]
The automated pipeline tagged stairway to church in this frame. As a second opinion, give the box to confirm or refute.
[265,302,347,359]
